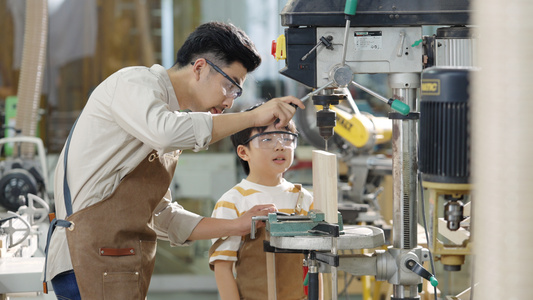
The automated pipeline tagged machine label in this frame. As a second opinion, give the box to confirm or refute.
[354,31,382,50]
[421,79,440,95]
[336,115,353,131]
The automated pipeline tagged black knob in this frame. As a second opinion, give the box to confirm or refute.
[405,259,438,287]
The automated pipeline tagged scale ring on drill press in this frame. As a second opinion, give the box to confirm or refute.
[269,225,385,251]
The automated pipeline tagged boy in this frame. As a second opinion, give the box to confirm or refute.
[209,103,314,300]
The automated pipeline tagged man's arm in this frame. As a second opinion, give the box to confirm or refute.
[187,204,276,240]
[210,96,304,144]
[214,260,240,300]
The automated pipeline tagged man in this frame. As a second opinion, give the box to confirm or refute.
[43,21,304,299]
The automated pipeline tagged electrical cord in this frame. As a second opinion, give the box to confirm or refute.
[418,170,438,300]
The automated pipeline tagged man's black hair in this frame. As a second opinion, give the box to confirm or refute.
[231,103,298,175]
[174,21,261,72]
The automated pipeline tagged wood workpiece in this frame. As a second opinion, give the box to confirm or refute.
[312,150,338,224]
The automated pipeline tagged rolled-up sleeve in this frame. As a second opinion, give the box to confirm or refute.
[152,190,204,246]
[182,112,212,152]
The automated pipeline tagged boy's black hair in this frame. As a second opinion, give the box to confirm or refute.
[174,22,261,72]
[231,103,298,175]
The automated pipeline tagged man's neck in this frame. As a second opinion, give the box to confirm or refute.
[167,67,193,111]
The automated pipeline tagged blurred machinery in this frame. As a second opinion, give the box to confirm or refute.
[420,67,473,272]
[0,193,50,296]
[266,0,476,299]
[0,0,52,296]
[0,193,49,258]
[0,0,50,213]
[0,135,50,213]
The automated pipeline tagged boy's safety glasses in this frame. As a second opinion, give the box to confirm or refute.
[244,131,298,149]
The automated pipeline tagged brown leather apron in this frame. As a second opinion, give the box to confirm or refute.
[235,228,306,300]
[65,151,178,299]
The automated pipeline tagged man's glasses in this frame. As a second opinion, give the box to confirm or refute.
[244,131,298,149]
[191,59,243,99]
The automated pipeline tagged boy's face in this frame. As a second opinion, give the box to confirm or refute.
[193,59,247,114]
[239,124,296,183]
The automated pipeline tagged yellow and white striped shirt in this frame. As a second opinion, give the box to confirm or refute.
[209,178,313,264]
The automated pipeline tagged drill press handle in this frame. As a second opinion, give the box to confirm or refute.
[389,99,411,115]
[405,259,439,287]
[344,0,358,15]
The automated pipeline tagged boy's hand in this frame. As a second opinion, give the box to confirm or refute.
[249,96,305,129]
[234,204,277,236]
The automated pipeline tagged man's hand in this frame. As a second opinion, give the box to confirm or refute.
[211,95,304,143]
[233,204,277,236]
[248,96,305,129]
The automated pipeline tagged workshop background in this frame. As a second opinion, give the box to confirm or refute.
[0,0,355,299]
[1,0,532,299]
[0,0,464,299]
[0,1,395,299]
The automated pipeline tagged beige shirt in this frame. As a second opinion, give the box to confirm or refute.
[45,64,211,281]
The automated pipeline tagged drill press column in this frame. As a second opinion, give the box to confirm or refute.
[389,72,421,299]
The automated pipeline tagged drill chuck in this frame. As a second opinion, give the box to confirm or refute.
[316,109,336,140]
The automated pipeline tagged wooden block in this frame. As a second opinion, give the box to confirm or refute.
[266,252,277,299]
[312,150,338,224]
[265,234,277,300]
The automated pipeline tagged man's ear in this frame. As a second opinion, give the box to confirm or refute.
[236,145,249,161]
[191,59,207,81]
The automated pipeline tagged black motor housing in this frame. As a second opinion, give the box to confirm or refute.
[419,67,472,184]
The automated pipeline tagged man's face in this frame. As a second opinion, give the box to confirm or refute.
[194,59,247,114]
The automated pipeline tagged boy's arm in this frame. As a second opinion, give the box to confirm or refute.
[214,260,240,300]
[188,204,276,240]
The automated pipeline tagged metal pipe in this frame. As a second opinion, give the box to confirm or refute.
[308,259,319,300]
[161,0,174,68]
[331,238,338,300]
[350,80,391,104]
[388,73,420,299]
[15,0,48,158]
[300,80,335,102]
[341,19,351,65]
[389,73,420,250]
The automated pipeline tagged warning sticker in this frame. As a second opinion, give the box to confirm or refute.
[354,31,383,50]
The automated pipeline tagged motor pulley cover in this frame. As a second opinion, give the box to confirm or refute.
[0,169,38,212]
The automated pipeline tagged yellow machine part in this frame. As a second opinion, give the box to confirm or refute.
[330,106,392,148]
[274,34,286,61]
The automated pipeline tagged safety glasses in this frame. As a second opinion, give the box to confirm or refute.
[244,131,298,149]
[191,59,243,99]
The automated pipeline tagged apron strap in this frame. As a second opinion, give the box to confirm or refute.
[208,237,229,271]
[294,184,305,214]
[42,218,72,293]
[43,114,80,293]
[63,116,79,217]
